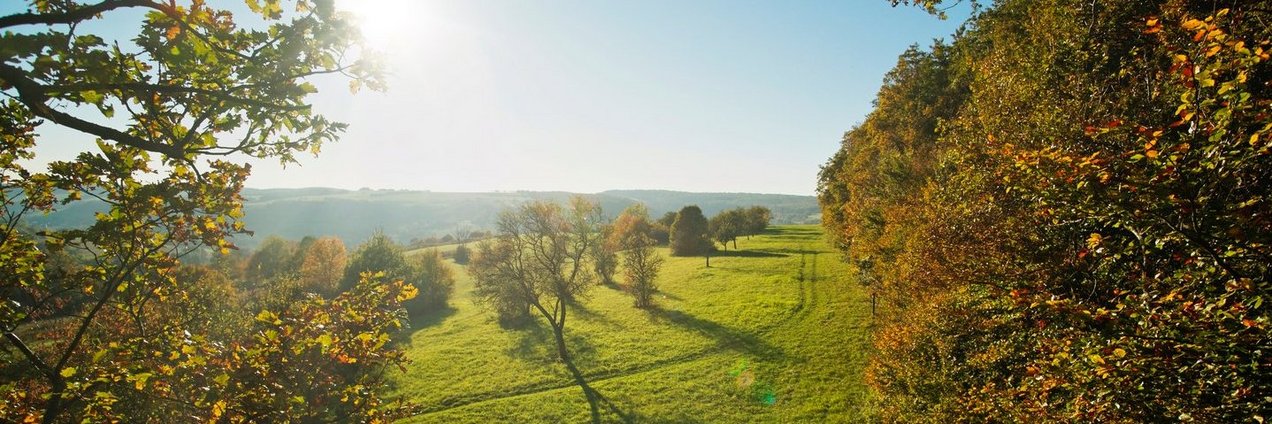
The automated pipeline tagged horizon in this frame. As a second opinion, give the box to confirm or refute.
[240,185,819,197]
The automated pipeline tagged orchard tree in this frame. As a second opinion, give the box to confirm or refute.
[743,206,772,237]
[709,208,745,250]
[669,205,712,257]
[468,197,603,360]
[0,0,409,421]
[590,223,618,286]
[614,205,663,308]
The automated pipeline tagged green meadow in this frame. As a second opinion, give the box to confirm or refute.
[391,225,873,423]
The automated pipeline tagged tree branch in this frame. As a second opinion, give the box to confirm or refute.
[0,62,184,158]
[0,0,153,29]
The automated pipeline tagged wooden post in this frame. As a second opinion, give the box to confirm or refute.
[871,292,877,317]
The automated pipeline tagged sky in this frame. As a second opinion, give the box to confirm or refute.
[8,1,969,196]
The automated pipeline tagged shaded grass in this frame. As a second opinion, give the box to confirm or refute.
[389,225,872,422]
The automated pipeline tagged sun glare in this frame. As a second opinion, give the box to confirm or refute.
[336,0,423,47]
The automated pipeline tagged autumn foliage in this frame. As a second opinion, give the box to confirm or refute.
[819,1,1271,421]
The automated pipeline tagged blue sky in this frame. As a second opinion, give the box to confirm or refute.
[7,1,967,195]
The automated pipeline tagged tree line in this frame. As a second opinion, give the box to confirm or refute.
[820,0,1269,421]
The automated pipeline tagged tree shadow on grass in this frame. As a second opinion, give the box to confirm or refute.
[563,356,632,424]
[506,320,555,363]
[397,305,459,346]
[570,299,625,329]
[647,308,785,361]
[406,304,458,331]
[710,250,787,258]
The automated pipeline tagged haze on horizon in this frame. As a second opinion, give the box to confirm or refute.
[16,1,968,196]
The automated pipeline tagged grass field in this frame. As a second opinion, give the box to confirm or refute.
[388,225,873,423]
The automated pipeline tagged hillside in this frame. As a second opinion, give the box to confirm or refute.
[24,188,819,249]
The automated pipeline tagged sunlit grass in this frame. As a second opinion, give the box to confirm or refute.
[388,225,873,422]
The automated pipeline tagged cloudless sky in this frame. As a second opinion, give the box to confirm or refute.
[9,1,968,196]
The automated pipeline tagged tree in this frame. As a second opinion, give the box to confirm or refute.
[452,243,471,265]
[342,231,409,291]
[468,197,602,359]
[614,205,663,308]
[0,1,401,421]
[590,223,619,286]
[405,249,455,315]
[298,236,347,296]
[709,208,746,250]
[743,206,772,237]
[244,236,300,284]
[669,205,712,257]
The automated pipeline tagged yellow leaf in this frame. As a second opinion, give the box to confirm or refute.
[166,25,181,41]
[1086,233,1102,248]
[210,400,227,421]
[60,367,77,378]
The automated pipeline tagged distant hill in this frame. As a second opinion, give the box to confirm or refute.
[25,188,819,249]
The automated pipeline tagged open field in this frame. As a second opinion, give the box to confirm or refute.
[389,225,873,423]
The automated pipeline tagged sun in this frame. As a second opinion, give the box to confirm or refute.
[335,0,424,47]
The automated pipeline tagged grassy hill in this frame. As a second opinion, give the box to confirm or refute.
[389,225,872,423]
[22,188,819,249]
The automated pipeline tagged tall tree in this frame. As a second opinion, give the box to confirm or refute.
[0,0,407,421]
[669,205,712,257]
[468,196,603,360]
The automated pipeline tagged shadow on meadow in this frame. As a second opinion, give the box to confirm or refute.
[648,309,784,361]
[708,249,787,258]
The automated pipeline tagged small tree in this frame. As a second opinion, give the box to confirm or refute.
[743,206,772,237]
[452,244,471,265]
[614,205,663,308]
[669,205,712,257]
[591,224,619,286]
[405,249,455,315]
[709,208,746,250]
[342,232,410,291]
[468,196,602,360]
